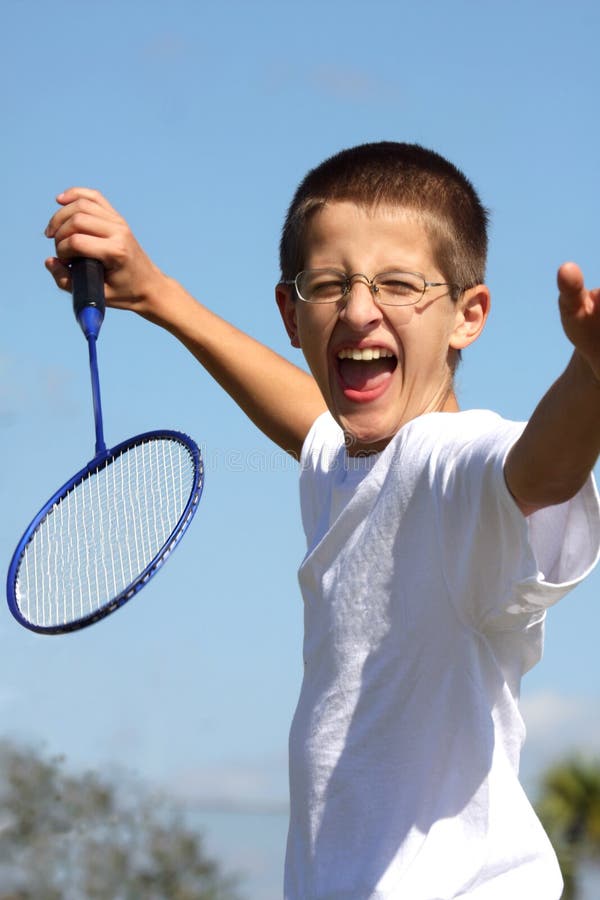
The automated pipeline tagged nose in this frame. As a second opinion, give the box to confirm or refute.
[338,276,383,331]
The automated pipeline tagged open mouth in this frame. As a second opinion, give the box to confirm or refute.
[336,347,398,396]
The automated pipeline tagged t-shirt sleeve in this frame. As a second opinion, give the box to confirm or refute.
[432,415,600,633]
[299,413,345,546]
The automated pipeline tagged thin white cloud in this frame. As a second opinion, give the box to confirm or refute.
[520,691,600,793]
[262,59,397,104]
[41,365,78,416]
[0,687,21,711]
[521,691,600,746]
[168,757,289,814]
[0,354,26,422]
[309,64,396,103]
[0,355,78,422]
[140,34,191,65]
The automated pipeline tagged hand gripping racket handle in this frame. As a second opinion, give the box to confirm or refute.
[72,257,105,339]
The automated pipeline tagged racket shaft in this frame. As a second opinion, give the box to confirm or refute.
[87,337,106,457]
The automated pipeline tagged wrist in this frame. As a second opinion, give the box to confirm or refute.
[136,262,169,307]
[140,271,202,335]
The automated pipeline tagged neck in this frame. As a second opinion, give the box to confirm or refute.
[442,390,460,413]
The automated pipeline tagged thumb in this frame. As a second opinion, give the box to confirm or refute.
[45,257,72,293]
[558,261,586,316]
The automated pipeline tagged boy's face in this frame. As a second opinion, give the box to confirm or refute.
[276,201,488,455]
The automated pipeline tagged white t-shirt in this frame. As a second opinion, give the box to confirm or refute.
[285,410,600,900]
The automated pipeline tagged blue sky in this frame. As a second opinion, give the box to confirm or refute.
[2,1,600,896]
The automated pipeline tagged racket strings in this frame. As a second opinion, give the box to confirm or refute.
[15,438,198,628]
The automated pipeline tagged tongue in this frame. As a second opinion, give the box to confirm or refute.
[339,358,396,391]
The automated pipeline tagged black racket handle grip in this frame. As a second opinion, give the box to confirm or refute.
[71,258,105,338]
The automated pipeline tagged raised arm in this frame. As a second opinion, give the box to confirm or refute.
[44,188,326,457]
[505,262,600,515]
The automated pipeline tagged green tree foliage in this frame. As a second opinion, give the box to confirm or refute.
[0,741,240,900]
[535,756,600,900]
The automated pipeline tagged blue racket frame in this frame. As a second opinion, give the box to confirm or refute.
[7,257,204,634]
[6,430,204,634]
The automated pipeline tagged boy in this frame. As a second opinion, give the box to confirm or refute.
[44,143,600,899]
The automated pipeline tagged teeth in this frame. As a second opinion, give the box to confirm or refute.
[337,347,394,361]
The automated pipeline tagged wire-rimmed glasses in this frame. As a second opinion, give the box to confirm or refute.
[283,269,461,307]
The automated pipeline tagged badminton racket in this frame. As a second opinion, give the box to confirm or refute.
[7,258,204,634]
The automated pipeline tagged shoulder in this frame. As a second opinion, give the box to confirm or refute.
[389,409,525,467]
[403,408,522,443]
[375,410,527,509]
[300,412,345,474]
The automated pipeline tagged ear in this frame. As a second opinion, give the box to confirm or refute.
[275,283,301,348]
[449,285,490,350]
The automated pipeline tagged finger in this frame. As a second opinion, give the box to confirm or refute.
[53,233,118,265]
[55,187,118,214]
[45,196,120,238]
[45,257,72,292]
[51,211,115,246]
[557,261,584,293]
[558,261,587,316]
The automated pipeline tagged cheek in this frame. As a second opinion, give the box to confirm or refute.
[296,312,335,366]
[397,308,456,363]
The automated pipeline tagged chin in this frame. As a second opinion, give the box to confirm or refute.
[337,413,399,456]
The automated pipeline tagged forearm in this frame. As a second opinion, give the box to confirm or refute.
[43,187,327,455]
[505,351,600,513]
[143,274,327,457]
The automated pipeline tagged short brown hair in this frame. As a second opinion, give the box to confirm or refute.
[279,142,489,297]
